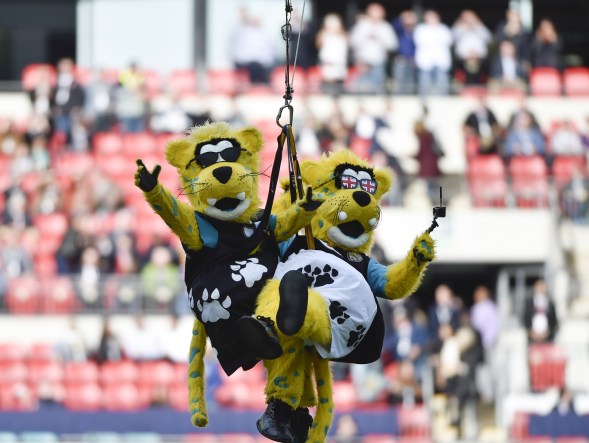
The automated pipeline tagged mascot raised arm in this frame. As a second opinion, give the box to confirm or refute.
[239,149,436,443]
[133,121,323,427]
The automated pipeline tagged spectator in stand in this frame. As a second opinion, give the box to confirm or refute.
[428,284,461,351]
[56,214,94,274]
[25,113,52,143]
[296,114,322,157]
[316,13,348,96]
[9,142,34,180]
[115,62,147,133]
[120,315,165,361]
[463,95,503,155]
[84,69,117,134]
[530,19,563,69]
[391,10,418,94]
[140,245,181,309]
[29,66,54,118]
[0,226,33,279]
[470,285,499,402]
[383,305,428,379]
[414,9,453,96]
[349,3,398,94]
[414,117,443,203]
[452,10,492,86]
[0,121,24,157]
[550,119,584,156]
[230,8,275,84]
[494,8,531,71]
[332,414,360,443]
[350,359,387,403]
[55,317,87,362]
[386,359,422,406]
[290,7,316,70]
[503,110,546,159]
[489,40,528,92]
[51,58,85,140]
[77,245,102,307]
[2,187,31,230]
[29,135,51,172]
[560,165,589,222]
[524,278,558,343]
[95,317,124,363]
[316,106,351,153]
[149,94,192,134]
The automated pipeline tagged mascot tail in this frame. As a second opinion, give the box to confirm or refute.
[307,351,334,443]
[188,318,208,427]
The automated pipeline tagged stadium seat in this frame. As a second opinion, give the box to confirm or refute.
[467,155,508,207]
[509,155,550,208]
[123,132,157,157]
[271,66,306,95]
[64,361,99,383]
[94,132,124,156]
[34,254,58,277]
[331,381,357,411]
[63,381,102,410]
[103,382,146,411]
[0,343,27,362]
[0,362,28,384]
[32,210,68,240]
[167,382,188,411]
[563,67,589,96]
[21,64,57,90]
[397,406,431,438]
[529,68,562,96]
[173,362,189,384]
[28,360,64,384]
[528,343,567,391]
[138,360,175,386]
[100,360,139,384]
[168,69,198,96]
[39,276,78,313]
[0,382,36,411]
[141,69,163,97]
[305,66,323,94]
[6,276,40,314]
[27,343,57,362]
[53,152,94,178]
[207,69,249,96]
[552,155,588,190]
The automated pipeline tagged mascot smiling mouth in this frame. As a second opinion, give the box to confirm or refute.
[205,192,250,220]
[327,220,370,248]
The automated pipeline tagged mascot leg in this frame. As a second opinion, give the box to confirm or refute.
[188,318,209,427]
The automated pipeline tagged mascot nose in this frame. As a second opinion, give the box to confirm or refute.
[212,166,232,184]
[353,191,371,207]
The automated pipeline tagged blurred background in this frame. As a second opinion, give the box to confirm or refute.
[1,0,589,442]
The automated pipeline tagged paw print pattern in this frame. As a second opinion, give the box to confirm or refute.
[230,258,268,288]
[297,264,339,288]
[196,288,232,323]
[346,325,367,348]
[329,301,350,324]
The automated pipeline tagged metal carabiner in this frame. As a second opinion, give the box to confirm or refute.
[276,103,294,128]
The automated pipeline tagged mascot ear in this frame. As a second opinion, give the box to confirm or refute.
[373,167,393,200]
[165,139,194,169]
[237,127,263,154]
[300,159,327,189]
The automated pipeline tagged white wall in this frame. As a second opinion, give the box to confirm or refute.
[76,0,194,73]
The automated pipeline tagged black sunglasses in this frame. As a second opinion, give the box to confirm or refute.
[186,146,246,169]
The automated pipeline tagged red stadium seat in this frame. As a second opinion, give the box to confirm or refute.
[169,69,198,96]
[141,69,163,97]
[563,67,589,96]
[468,155,508,207]
[167,382,188,411]
[64,361,99,384]
[28,360,64,384]
[528,343,566,391]
[28,343,57,362]
[100,360,140,384]
[34,254,58,277]
[509,156,549,208]
[0,343,27,362]
[349,136,372,160]
[103,382,146,411]
[0,382,37,411]
[207,69,249,96]
[94,132,124,156]
[53,152,94,178]
[173,362,189,384]
[331,381,357,411]
[397,406,431,438]
[305,66,323,94]
[6,276,40,314]
[271,66,307,95]
[511,412,530,439]
[21,64,57,90]
[0,362,29,384]
[33,212,69,256]
[529,68,562,96]
[123,132,157,157]
[63,382,102,410]
[138,360,175,386]
[552,155,588,190]
[39,276,78,313]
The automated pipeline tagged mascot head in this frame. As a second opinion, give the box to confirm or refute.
[301,150,392,253]
[166,121,263,222]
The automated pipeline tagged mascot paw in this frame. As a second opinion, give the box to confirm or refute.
[135,159,161,192]
[412,232,435,267]
[297,186,324,212]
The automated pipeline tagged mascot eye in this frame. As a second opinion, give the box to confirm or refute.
[338,174,378,194]
[196,147,245,168]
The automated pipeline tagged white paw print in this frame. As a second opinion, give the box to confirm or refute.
[196,288,232,323]
[230,258,268,288]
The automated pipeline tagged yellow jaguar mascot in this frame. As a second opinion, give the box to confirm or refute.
[239,149,436,443]
[134,121,323,427]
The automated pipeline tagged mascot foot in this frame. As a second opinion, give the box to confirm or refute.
[236,316,283,360]
[257,399,295,443]
[277,270,309,336]
[291,407,313,443]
